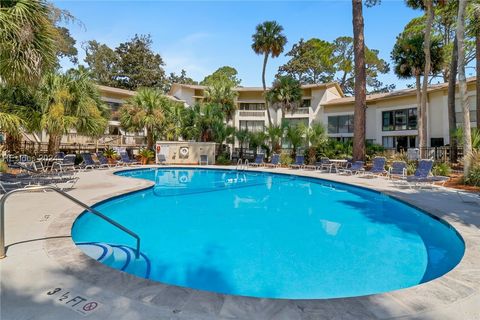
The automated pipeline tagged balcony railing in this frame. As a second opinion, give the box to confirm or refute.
[238,111,266,117]
[293,107,310,115]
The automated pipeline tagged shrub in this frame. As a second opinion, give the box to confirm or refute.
[216,154,231,165]
[0,161,8,173]
[280,153,293,166]
[138,148,154,164]
[433,162,451,176]
[304,147,317,165]
[464,166,480,186]
[103,147,118,159]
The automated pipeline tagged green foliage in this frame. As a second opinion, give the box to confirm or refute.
[204,81,238,120]
[215,154,231,165]
[251,21,287,59]
[55,26,78,64]
[267,125,283,154]
[83,34,166,91]
[200,66,241,87]
[318,139,352,159]
[267,76,302,119]
[0,160,8,173]
[284,124,305,157]
[391,32,444,80]
[454,127,480,150]
[248,131,268,156]
[279,152,293,166]
[103,147,117,159]
[464,166,480,186]
[433,162,451,176]
[165,69,197,92]
[138,148,154,160]
[366,142,385,161]
[0,0,57,86]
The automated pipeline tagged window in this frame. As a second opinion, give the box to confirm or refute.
[301,99,311,108]
[382,136,417,151]
[239,120,265,132]
[282,118,308,128]
[239,103,265,110]
[382,108,417,131]
[431,138,444,147]
[327,115,354,134]
[455,111,477,128]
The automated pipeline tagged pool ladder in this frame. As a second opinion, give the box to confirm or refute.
[0,186,141,259]
[235,159,249,171]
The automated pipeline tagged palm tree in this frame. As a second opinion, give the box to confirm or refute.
[204,82,238,121]
[248,131,268,158]
[164,101,185,141]
[304,123,328,148]
[251,21,287,126]
[120,88,169,150]
[284,124,305,158]
[212,121,235,156]
[267,124,283,155]
[352,0,367,161]
[267,75,302,123]
[457,0,473,174]
[0,0,57,86]
[193,103,225,142]
[235,129,250,159]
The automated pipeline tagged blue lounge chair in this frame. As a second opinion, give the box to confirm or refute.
[264,154,280,168]
[119,151,141,166]
[96,152,118,168]
[363,157,387,177]
[199,154,208,165]
[290,155,305,169]
[395,159,447,188]
[388,161,407,179]
[249,153,265,167]
[338,161,365,175]
[52,154,76,172]
[54,152,65,160]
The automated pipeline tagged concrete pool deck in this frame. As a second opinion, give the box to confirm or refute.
[0,165,479,320]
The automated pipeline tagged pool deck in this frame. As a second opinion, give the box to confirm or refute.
[1,165,479,320]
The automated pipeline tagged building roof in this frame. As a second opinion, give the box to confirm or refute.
[323,77,477,106]
[169,82,345,97]
[97,84,184,103]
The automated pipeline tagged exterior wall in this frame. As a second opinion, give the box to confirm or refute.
[155,141,216,164]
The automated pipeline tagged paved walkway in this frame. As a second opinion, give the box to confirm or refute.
[1,166,479,320]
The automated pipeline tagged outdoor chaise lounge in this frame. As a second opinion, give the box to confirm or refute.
[80,153,109,170]
[363,157,387,177]
[394,159,449,189]
[199,154,208,165]
[119,151,141,166]
[249,154,265,167]
[96,152,119,168]
[290,155,305,169]
[388,161,407,180]
[264,154,280,168]
[338,161,365,175]
[11,162,79,190]
[52,154,76,172]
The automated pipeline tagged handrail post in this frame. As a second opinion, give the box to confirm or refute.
[0,186,140,259]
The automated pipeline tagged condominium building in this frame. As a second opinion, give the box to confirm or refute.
[170,77,478,150]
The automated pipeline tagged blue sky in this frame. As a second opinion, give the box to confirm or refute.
[54,0,466,90]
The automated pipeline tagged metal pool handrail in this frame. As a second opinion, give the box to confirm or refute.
[0,186,141,259]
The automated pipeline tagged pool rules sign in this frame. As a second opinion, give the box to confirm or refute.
[45,287,102,316]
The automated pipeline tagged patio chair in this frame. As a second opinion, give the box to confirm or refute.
[96,152,119,168]
[52,154,77,172]
[363,157,387,177]
[289,155,305,169]
[264,154,280,168]
[199,154,208,165]
[80,153,101,170]
[157,154,167,165]
[338,161,365,175]
[248,154,265,167]
[319,157,334,172]
[118,151,141,166]
[7,163,79,190]
[388,161,407,180]
[394,159,445,189]
[54,152,65,160]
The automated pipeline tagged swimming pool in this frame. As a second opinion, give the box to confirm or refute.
[71,168,464,299]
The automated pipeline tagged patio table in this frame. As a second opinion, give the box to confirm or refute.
[329,159,348,172]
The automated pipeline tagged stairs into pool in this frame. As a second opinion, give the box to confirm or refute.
[77,242,151,279]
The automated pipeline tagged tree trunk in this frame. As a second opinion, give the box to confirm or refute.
[352,0,366,161]
[457,0,472,175]
[476,10,480,129]
[420,0,434,158]
[146,128,154,150]
[447,35,458,163]
[5,134,21,154]
[262,53,273,127]
[416,73,422,150]
[47,134,61,154]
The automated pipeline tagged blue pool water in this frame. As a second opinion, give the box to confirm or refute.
[72,168,464,299]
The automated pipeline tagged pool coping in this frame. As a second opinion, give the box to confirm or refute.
[43,165,480,320]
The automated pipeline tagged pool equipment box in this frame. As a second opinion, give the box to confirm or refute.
[155,141,216,165]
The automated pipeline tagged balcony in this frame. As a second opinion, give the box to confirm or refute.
[238,110,266,117]
[285,107,310,117]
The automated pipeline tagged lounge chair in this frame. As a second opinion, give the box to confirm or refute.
[96,152,119,168]
[52,154,76,172]
[290,155,305,169]
[157,154,166,165]
[10,163,78,190]
[119,151,141,166]
[363,157,387,177]
[338,161,365,175]
[388,161,407,180]
[264,154,280,168]
[80,153,103,170]
[199,154,208,165]
[54,152,65,160]
[394,159,447,189]
[249,154,265,167]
